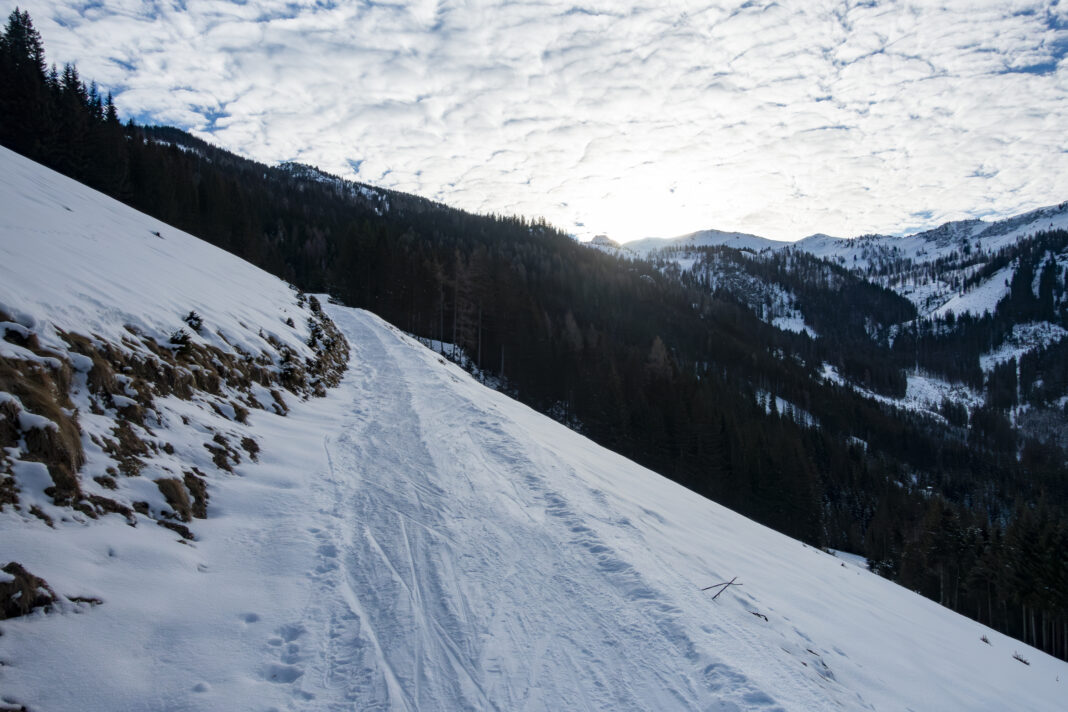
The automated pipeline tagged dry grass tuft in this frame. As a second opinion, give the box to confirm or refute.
[182,469,208,519]
[0,402,18,509]
[157,519,194,540]
[204,432,238,472]
[0,561,57,619]
[155,477,192,522]
[231,401,250,424]
[0,356,85,507]
[0,473,16,508]
[93,474,117,490]
[1,314,41,353]
[240,436,260,462]
[0,398,19,450]
[270,389,288,415]
[87,494,135,524]
[28,505,53,527]
[101,420,149,477]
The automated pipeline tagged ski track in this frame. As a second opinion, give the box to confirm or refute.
[254,307,820,711]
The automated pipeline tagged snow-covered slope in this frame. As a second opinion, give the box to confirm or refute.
[2,148,1067,711]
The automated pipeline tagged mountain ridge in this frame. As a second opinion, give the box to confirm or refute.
[619,202,1068,261]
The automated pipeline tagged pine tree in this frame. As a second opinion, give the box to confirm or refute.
[0,8,49,155]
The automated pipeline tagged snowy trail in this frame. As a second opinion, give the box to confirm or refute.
[269,307,823,711]
[299,310,497,711]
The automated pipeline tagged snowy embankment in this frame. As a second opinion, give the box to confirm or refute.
[1,147,1067,711]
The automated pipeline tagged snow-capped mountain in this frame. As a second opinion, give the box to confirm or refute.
[603,204,1068,350]
[624,227,784,255]
[611,203,1068,441]
[1,140,1066,711]
[625,202,1068,269]
[794,203,1068,271]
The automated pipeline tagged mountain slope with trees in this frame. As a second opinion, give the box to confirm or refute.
[3,8,1067,661]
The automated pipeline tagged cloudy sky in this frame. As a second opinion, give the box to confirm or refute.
[21,0,1068,242]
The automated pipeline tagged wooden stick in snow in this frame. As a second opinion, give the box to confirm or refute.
[701,576,742,600]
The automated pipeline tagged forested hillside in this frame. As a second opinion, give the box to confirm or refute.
[3,9,1067,660]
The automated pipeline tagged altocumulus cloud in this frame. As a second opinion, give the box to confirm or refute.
[21,0,1068,241]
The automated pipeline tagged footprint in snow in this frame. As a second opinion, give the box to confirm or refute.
[263,663,304,684]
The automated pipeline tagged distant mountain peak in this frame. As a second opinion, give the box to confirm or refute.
[589,234,621,248]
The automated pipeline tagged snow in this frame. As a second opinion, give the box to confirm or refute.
[827,549,869,570]
[821,363,982,422]
[758,390,819,428]
[933,264,1014,319]
[0,153,313,367]
[904,372,984,412]
[771,314,817,337]
[980,322,1068,372]
[820,362,846,386]
[16,408,58,432]
[672,254,818,336]
[10,306,1064,711]
[1,147,1067,710]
